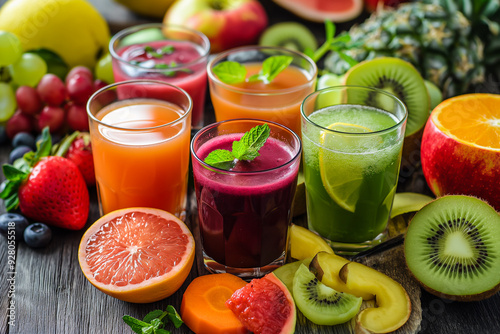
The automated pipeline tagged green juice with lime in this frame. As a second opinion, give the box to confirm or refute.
[302,104,404,244]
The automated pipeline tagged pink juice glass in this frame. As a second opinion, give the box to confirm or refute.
[110,23,210,128]
[191,119,302,278]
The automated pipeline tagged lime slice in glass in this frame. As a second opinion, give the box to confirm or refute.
[318,122,373,212]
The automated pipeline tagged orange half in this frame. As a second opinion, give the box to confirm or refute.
[431,93,500,151]
[78,207,195,303]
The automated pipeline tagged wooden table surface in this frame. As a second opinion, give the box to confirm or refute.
[1,0,500,333]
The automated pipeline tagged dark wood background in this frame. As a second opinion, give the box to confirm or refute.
[1,0,499,333]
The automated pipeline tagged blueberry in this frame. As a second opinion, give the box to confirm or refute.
[8,145,33,164]
[12,132,36,150]
[23,223,52,248]
[0,212,30,241]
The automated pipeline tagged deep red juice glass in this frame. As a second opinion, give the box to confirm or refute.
[109,23,210,128]
[191,119,302,278]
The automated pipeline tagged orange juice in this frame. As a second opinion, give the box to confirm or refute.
[208,46,317,136]
[91,98,191,218]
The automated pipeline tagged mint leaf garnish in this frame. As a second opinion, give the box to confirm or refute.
[123,306,182,334]
[248,55,293,84]
[203,123,270,170]
[232,123,270,160]
[203,149,235,170]
[212,61,246,84]
[213,56,293,84]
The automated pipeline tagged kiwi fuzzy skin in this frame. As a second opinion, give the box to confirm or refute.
[404,195,500,302]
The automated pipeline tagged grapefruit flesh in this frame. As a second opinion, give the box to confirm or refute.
[226,273,296,334]
[78,207,195,303]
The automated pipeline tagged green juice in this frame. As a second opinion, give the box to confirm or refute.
[302,104,403,244]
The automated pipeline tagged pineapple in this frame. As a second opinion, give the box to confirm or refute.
[324,0,500,98]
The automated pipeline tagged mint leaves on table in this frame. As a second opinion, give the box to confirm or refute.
[204,123,270,170]
[123,305,183,334]
[212,55,293,84]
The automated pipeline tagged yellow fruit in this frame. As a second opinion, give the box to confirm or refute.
[114,0,176,19]
[0,0,110,69]
[288,224,334,260]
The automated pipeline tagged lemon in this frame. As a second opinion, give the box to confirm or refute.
[0,0,110,69]
[114,0,176,18]
[319,122,373,212]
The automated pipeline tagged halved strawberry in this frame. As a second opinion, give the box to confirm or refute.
[1,127,89,230]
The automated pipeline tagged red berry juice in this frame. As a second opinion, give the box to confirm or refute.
[192,133,300,270]
[112,40,208,127]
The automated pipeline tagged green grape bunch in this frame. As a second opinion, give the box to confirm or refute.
[0,30,47,123]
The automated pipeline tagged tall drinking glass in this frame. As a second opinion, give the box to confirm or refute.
[207,46,317,136]
[191,119,302,278]
[110,23,210,128]
[301,86,407,254]
[87,80,192,219]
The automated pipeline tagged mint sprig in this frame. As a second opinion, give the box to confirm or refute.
[123,305,183,334]
[203,123,270,170]
[212,55,293,85]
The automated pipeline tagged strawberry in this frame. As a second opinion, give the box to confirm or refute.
[54,131,95,187]
[1,127,89,230]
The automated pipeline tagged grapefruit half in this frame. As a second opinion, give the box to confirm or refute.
[78,207,195,303]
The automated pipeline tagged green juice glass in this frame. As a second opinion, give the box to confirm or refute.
[301,86,408,254]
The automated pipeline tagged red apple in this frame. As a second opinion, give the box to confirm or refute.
[421,94,500,211]
[163,0,268,53]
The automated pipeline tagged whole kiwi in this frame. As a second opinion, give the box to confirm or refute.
[404,195,500,301]
[292,263,362,325]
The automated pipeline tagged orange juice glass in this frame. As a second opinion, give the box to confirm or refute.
[87,80,192,219]
[207,46,317,135]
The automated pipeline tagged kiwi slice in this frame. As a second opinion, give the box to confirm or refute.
[424,79,443,111]
[259,22,318,53]
[292,263,362,325]
[343,57,430,137]
[405,195,500,301]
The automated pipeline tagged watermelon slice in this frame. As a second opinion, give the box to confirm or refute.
[226,273,296,334]
[273,0,363,23]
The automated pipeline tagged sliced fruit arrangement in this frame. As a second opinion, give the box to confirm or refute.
[421,93,500,211]
[293,263,362,326]
[273,0,364,23]
[226,272,296,334]
[181,273,248,334]
[78,207,195,303]
[1,127,90,230]
[324,0,500,97]
[405,195,500,301]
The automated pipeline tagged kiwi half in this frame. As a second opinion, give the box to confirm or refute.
[259,22,318,53]
[343,57,430,137]
[404,195,500,301]
[292,263,362,325]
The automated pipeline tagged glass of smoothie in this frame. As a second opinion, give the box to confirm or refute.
[191,119,302,278]
[207,46,317,136]
[109,23,210,129]
[87,80,192,220]
[301,86,407,254]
